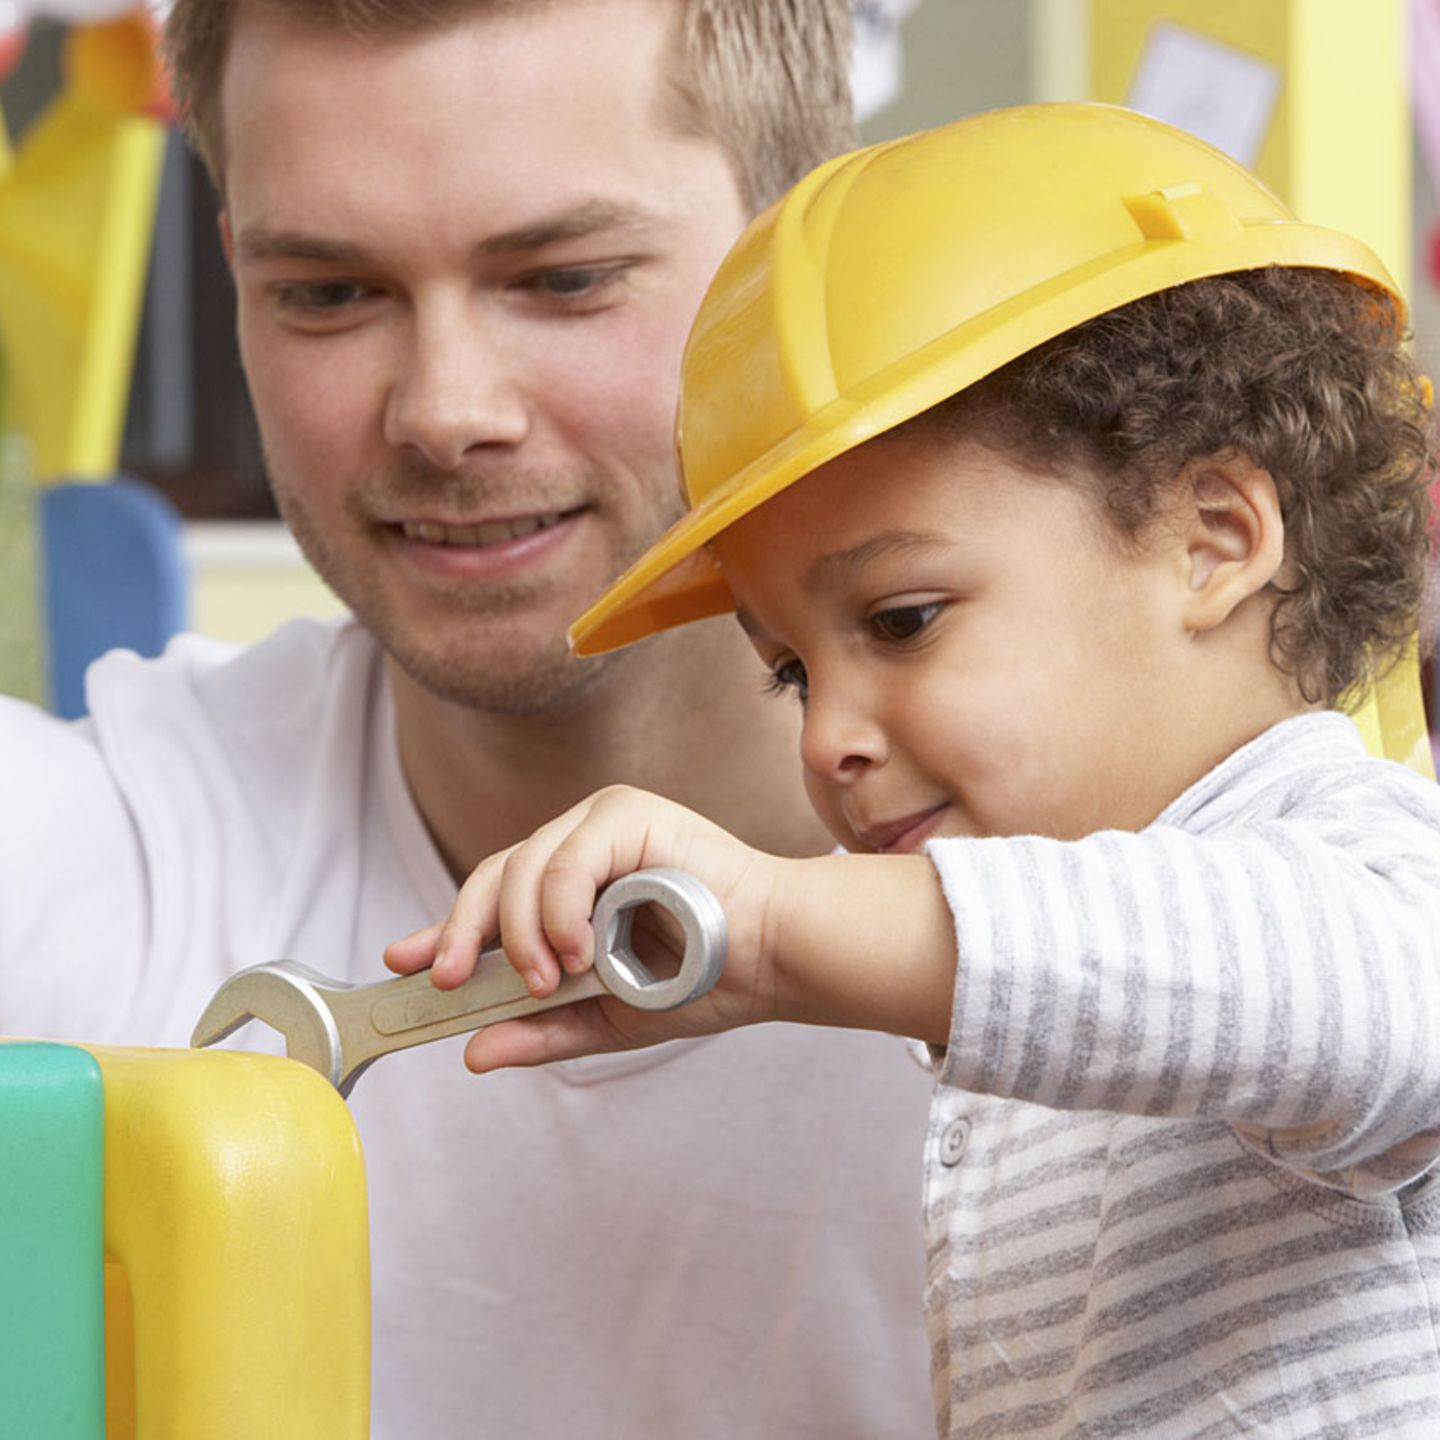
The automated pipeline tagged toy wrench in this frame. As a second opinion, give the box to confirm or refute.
[190,867,727,1098]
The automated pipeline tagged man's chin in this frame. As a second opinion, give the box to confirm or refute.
[381,632,616,718]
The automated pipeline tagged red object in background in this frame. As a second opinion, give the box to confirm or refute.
[0,28,26,82]
[1429,224,1440,291]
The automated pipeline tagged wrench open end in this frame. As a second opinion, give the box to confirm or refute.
[190,961,347,1091]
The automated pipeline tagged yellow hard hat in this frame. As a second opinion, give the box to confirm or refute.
[569,101,1402,657]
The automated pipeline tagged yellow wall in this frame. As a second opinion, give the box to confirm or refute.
[1088,0,1410,293]
[183,522,348,646]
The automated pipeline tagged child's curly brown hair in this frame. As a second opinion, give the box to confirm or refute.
[920,267,1436,707]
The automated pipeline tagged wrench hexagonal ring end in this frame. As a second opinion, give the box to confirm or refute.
[591,868,728,1011]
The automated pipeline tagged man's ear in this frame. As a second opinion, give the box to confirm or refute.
[1175,452,1286,634]
[219,212,235,270]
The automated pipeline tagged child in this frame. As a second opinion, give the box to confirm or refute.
[388,104,1440,1436]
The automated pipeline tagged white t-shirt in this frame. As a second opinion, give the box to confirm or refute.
[0,617,936,1438]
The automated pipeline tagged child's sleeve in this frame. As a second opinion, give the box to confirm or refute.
[924,779,1440,1198]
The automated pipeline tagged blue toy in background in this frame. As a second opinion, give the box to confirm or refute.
[40,473,187,718]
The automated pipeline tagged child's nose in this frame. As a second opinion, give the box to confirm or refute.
[799,686,888,783]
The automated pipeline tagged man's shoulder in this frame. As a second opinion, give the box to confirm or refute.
[87,615,377,742]
[91,613,369,701]
[79,614,386,828]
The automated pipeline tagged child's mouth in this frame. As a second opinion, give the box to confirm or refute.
[859,805,949,855]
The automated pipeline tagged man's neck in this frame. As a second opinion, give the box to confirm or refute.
[389,620,830,879]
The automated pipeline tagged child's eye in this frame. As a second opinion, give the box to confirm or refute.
[762,657,809,702]
[869,602,943,643]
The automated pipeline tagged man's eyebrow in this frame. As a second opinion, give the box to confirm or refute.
[234,228,376,266]
[234,200,661,268]
[477,198,662,256]
[807,529,951,587]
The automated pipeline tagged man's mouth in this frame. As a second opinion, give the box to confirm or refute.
[398,511,571,547]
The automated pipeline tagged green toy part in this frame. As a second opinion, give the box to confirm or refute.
[0,1040,106,1439]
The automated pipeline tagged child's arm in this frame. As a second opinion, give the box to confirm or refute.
[384,784,957,1071]
[923,809,1440,1197]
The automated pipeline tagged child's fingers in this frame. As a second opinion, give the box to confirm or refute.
[383,922,443,974]
[493,843,568,996]
[463,951,734,1072]
[433,787,724,1008]
[430,850,510,989]
[535,844,611,977]
[487,790,640,993]
[494,816,601,994]
[462,1005,622,1072]
[534,789,661,973]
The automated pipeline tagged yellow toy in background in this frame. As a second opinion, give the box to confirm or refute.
[0,9,167,482]
[1,1039,371,1439]
[93,1045,370,1439]
[1081,1,1433,778]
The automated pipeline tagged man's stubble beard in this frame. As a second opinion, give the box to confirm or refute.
[267,455,679,717]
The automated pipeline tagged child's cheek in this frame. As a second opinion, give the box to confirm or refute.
[927,682,1053,834]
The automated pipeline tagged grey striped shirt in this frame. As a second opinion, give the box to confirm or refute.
[922,712,1440,1438]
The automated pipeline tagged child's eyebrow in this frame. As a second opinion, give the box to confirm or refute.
[807,529,951,589]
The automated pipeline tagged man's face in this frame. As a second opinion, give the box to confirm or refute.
[221,0,749,712]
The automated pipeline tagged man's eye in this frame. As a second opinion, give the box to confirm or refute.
[869,602,942,643]
[276,281,372,312]
[763,657,809,702]
[538,268,603,295]
[519,266,625,302]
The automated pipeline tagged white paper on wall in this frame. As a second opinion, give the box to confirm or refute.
[1415,0,1440,196]
[0,0,168,30]
[1125,20,1280,166]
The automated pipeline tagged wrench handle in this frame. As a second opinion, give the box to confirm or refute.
[367,962,606,1038]
[336,868,727,1092]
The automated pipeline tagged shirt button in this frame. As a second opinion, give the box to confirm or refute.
[940,1117,971,1167]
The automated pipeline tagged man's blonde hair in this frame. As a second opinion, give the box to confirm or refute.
[162,0,855,213]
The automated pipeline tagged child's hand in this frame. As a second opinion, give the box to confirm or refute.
[383,785,788,1072]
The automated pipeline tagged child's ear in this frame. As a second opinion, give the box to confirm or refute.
[1175,453,1285,634]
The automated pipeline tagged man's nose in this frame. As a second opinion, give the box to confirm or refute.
[799,680,888,784]
[383,300,529,469]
